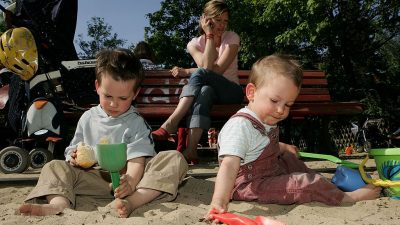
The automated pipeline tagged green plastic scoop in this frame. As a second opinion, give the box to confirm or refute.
[96,143,127,190]
[298,152,359,169]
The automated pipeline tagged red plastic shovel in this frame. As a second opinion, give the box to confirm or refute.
[209,211,286,225]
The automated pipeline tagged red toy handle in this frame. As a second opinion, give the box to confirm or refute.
[209,210,286,225]
[209,212,258,225]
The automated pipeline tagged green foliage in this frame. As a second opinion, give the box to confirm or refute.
[144,0,399,119]
[227,0,271,68]
[145,0,207,68]
[359,90,386,117]
[75,17,126,59]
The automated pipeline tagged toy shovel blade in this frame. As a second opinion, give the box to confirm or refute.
[298,152,359,169]
[96,143,127,190]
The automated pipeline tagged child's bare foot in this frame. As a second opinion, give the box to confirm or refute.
[18,203,64,216]
[114,198,133,218]
[342,184,382,203]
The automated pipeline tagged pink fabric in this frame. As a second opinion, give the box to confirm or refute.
[230,112,345,205]
[187,31,240,84]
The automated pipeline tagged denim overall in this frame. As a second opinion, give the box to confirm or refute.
[230,112,344,205]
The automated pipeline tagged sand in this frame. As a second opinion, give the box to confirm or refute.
[1,158,400,225]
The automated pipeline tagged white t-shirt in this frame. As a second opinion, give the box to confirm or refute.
[218,107,276,165]
[65,105,156,162]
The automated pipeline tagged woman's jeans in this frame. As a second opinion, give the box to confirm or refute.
[179,68,244,130]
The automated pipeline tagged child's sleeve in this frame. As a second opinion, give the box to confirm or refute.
[64,111,88,161]
[218,117,252,160]
[125,116,156,160]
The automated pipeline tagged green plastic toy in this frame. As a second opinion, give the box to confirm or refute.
[96,143,127,190]
[298,152,359,169]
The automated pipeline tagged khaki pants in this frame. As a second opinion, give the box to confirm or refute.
[26,150,188,207]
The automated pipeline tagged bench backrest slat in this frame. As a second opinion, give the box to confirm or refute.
[142,77,328,86]
[139,70,330,104]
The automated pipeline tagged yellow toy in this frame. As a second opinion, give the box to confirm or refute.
[359,155,400,187]
[75,142,97,168]
[0,27,38,80]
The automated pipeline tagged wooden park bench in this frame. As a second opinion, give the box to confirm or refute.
[135,69,362,152]
[137,69,362,122]
[63,69,363,153]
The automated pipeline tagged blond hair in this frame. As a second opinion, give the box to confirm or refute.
[199,0,230,35]
[248,54,303,88]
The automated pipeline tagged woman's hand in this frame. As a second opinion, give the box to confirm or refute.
[170,66,188,77]
[114,174,134,199]
[200,14,214,35]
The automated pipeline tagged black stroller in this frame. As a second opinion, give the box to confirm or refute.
[0,0,97,173]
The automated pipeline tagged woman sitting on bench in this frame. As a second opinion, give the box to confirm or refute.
[152,0,243,164]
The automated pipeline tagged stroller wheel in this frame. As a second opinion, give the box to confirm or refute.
[0,146,29,173]
[29,148,53,169]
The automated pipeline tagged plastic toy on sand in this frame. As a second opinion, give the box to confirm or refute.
[209,210,286,225]
[96,142,127,190]
[332,166,369,192]
[359,148,400,199]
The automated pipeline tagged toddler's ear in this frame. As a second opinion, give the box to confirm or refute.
[95,79,100,93]
[245,83,256,102]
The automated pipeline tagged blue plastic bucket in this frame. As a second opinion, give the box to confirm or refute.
[332,166,369,192]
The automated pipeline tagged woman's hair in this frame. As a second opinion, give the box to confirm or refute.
[199,0,230,35]
[249,54,303,88]
[133,41,155,62]
[95,48,144,91]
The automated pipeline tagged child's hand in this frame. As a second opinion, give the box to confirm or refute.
[285,144,299,155]
[114,174,134,199]
[68,149,79,167]
[279,142,299,156]
[205,199,228,222]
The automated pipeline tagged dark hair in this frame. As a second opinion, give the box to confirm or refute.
[134,41,156,62]
[95,48,144,91]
